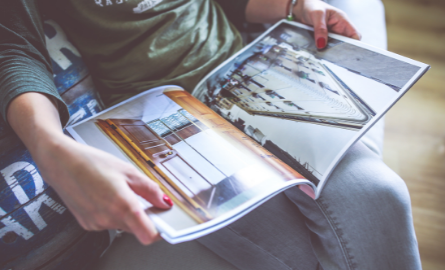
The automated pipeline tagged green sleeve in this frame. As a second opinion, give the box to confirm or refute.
[213,0,250,28]
[0,0,70,127]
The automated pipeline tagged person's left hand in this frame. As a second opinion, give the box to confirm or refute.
[293,0,362,49]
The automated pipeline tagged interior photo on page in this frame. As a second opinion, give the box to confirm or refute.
[66,86,312,241]
[193,20,428,188]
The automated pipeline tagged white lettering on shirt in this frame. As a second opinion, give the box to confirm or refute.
[44,20,81,70]
[95,0,130,8]
[0,207,34,240]
[1,162,66,232]
[133,0,163,13]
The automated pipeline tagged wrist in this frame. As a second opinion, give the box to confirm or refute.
[292,0,307,21]
[30,130,79,187]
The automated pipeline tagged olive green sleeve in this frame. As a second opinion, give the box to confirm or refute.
[0,0,70,127]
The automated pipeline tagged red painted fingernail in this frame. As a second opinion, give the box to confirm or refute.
[163,194,173,207]
[317,37,326,49]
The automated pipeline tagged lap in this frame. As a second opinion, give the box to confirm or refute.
[285,142,420,270]
[96,140,402,270]
[201,141,419,270]
[198,193,319,270]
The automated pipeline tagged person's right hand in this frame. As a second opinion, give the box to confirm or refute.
[37,135,173,244]
[7,92,173,245]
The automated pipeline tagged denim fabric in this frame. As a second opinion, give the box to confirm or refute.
[286,142,421,270]
[199,141,421,270]
[198,193,319,270]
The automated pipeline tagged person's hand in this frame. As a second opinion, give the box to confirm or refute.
[293,0,362,49]
[34,134,173,245]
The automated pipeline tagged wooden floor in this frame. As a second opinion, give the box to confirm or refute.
[381,0,445,269]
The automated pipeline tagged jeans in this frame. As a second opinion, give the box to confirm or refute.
[198,139,421,270]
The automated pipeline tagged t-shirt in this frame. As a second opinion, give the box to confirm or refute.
[0,0,248,126]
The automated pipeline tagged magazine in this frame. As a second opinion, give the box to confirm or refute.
[66,20,429,244]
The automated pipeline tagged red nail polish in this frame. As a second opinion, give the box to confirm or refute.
[317,37,326,49]
[163,194,173,207]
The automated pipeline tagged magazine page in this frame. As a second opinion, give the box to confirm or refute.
[192,20,429,198]
[66,85,314,243]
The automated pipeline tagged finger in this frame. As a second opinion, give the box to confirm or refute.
[124,207,159,245]
[71,211,99,231]
[310,9,328,49]
[351,33,361,40]
[83,215,115,231]
[328,10,362,40]
[82,222,105,231]
[127,171,173,209]
[341,19,361,40]
[152,233,163,243]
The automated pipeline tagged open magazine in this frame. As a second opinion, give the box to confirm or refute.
[66,20,429,244]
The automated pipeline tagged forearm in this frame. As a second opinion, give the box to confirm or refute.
[6,92,69,169]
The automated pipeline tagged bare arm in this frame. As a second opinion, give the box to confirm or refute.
[245,0,362,48]
[7,92,172,244]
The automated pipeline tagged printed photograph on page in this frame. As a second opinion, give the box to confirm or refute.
[193,22,421,184]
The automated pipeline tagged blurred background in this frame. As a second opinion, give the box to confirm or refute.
[381,0,445,269]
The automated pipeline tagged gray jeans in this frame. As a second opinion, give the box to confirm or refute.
[199,139,421,270]
[93,1,421,269]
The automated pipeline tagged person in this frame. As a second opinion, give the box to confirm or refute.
[0,0,421,269]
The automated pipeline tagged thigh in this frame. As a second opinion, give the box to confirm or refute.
[198,193,320,270]
[285,142,421,270]
[93,193,319,270]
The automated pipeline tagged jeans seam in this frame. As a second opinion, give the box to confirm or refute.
[315,198,356,270]
[227,226,294,270]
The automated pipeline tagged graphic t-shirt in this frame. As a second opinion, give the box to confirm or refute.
[46,0,244,105]
[0,0,246,125]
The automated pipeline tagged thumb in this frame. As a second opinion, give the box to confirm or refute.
[310,10,328,49]
[128,171,173,209]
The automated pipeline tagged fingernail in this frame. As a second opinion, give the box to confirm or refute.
[163,194,173,207]
[317,37,326,49]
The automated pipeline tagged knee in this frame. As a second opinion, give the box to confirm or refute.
[342,154,413,220]
[365,169,412,216]
[324,143,413,218]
